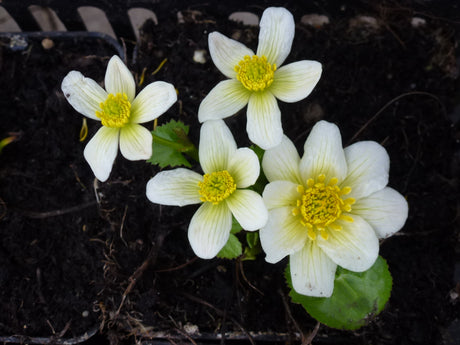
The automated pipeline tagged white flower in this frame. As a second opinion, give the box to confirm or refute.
[198,7,322,150]
[146,120,268,259]
[260,120,408,297]
[61,55,177,182]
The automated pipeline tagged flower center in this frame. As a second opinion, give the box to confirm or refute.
[292,174,355,241]
[234,55,276,92]
[96,93,131,128]
[198,170,237,204]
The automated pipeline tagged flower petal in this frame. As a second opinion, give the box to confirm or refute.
[227,148,260,188]
[208,31,254,79]
[199,119,237,174]
[83,126,119,182]
[262,135,302,184]
[300,120,347,182]
[146,168,202,206]
[318,215,379,272]
[260,206,307,263]
[188,202,233,259]
[61,71,107,120]
[263,180,299,210]
[270,60,322,103]
[341,141,389,200]
[130,81,177,124]
[290,241,337,297]
[226,190,268,231]
[247,91,283,150]
[353,187,408,238]
[104,55,136,102]
[256,7,295,67]
[198,79,251,122]
[119,124,152,160]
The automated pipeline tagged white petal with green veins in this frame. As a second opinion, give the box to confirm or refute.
[119,124,152,160]
[83,126,119,182]
[105,55,136,102]
[188,202,233,259]
[146,168,202,206]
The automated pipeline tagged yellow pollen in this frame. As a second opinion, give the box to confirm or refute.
[292,175,355,241]
[234,55,276,92]
[96,93,131,128]
[198,170,236,205]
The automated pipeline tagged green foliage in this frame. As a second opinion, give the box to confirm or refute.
[286,256,393,330]
[148,119,197,168]
[249,145,268,195]
[217,219,262,260]
[217,217,243,259]
[217,233,243,259]
[242,232,261,261]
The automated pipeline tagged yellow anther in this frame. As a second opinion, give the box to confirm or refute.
[340,214,354,222]
[152,58,168,75]
[96,93,131,128]
[198,170,236,205]
[79,118,88,142]
[307,227,316,240]
[234,55,276,92]
[328,177,338,186]
[293,175,354,241]
[340,186,352,195]
[329,223,342,231]
[320,229,329,240]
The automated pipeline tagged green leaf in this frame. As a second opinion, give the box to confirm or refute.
[246,232,259,249]
[148,119,196,168]
[231,217,243,234]
[286,256,393,330]
[249,145,267,194]
[242,232,261,261]
[217,233,242,259]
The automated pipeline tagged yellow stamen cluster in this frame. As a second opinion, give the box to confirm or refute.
[198,170,237,205]
[96,92,131,128]
[235,55,276,92]
[292,174,355,241]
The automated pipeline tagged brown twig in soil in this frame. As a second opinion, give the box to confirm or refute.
[57,321,71,338]
[18,201,97,219]
[115,231,166,316]
[347,91,446,145]
[304,322,321,345]
[46,320,56,334]
[119,205,129,247]
[154,256,198,272]
[180,292,256,345]
[171,325,198,345]
[36,267,47,305]
[237,259,264,296]
[0,196,6,220]
[279,289,304,343]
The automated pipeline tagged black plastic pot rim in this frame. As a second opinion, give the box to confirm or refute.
[0,325,99,345]
[0,31,125,60]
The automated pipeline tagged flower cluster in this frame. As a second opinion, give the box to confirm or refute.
[61,7,408,301]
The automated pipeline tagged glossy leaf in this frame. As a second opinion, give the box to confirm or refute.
[286,256,392,330]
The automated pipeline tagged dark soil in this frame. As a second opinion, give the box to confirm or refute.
[1,1,459,345]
